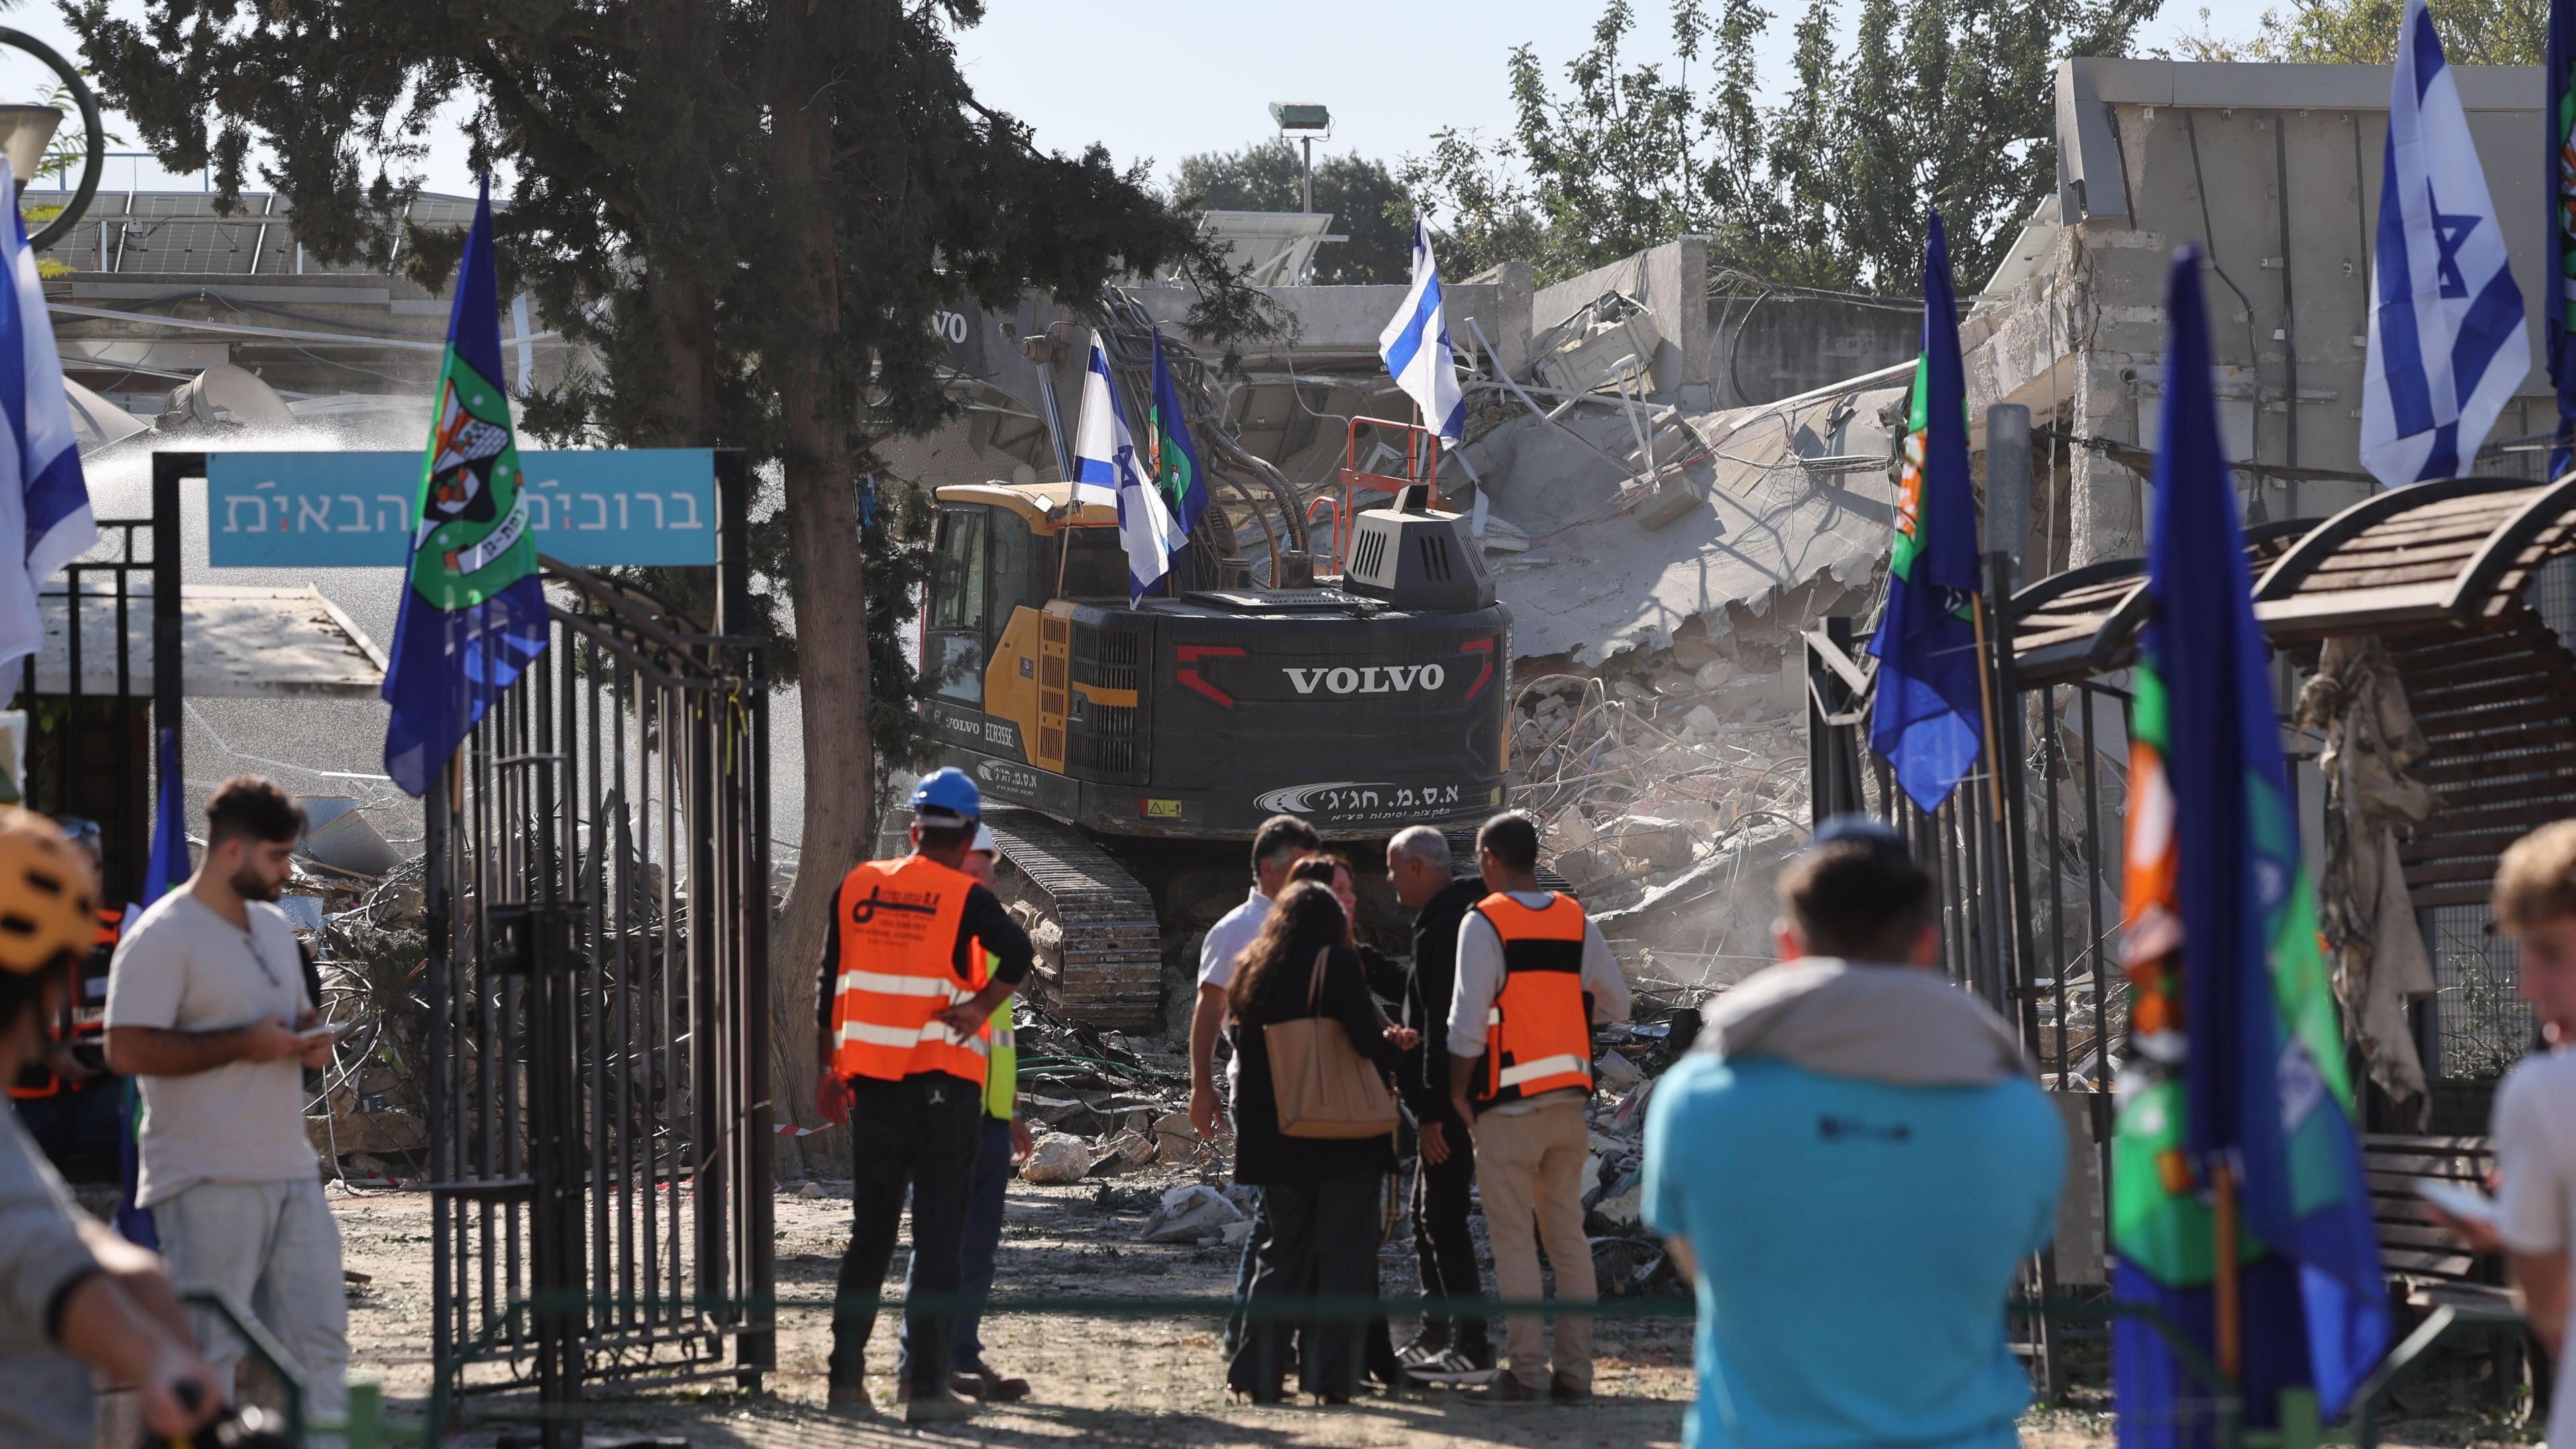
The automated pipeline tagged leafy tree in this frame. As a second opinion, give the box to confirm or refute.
[1405,0,2162,290]
[1173,140,1409,284]
[2167,0,2541,62]
[67,0,1262,1170]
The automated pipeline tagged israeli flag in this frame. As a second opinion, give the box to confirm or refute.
[1071,331,1181,601]
[2361,0,2529,488]
[1380,217,1466,441]
[0,159,96,674]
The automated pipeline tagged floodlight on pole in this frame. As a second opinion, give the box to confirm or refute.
[0,29,104,252]
[1268,101,1331,214]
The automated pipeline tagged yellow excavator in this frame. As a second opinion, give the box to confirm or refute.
[919,315,1511,1028]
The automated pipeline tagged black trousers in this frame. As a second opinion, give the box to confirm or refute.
[827,1072,981,1394]
[1411,1120,1491,1355]
[1228,1173,1379,1399]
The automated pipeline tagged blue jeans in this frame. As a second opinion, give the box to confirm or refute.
[900,1114,1014,1376]
[1224,1188,1269,1354]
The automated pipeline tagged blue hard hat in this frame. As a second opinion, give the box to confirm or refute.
[1811,813,1908,860]
[910,767,983,824]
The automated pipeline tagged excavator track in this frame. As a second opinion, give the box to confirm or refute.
[983,808,1164,1029]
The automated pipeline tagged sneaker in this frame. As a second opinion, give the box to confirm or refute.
[1549,1371,1593,1406]
[1464,1371,1544,1405]
[902,1387,981,1425]
[1395,1335,1448,1369]
[1405,1349,1498,1387]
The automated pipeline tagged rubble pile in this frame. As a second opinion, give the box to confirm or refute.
[297,852,433,1185]
[1010,999,1205,1187]
[1509,594,1845,996]
[1573,1018,1701,1296]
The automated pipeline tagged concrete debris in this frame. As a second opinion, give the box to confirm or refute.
[1467,378,1898,665]
[1087,1129,1159,1177]
[1020,1133,1091,1185]
[1595,1051,1645,1093]
[1137,1184,1246,1244]
[1150,1111,1201,1163]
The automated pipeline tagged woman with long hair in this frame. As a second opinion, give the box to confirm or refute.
[1224,881,1415,1403]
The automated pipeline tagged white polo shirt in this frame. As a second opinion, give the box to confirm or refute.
[1197,888,1272,990]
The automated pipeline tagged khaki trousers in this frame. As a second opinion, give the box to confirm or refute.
[1468,1093,1595,1390]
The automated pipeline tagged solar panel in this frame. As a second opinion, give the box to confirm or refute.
[17,189,485,276]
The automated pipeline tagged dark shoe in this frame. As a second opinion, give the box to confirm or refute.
[1396,1334,1447,1368]
[1465,1372,1544,1405]
[1549,1371,1593,1405]
[954,1367,1030,1403]
[1454,1334,1495,1371]
[902,1387,981,1424]
[824,1379,876,1417]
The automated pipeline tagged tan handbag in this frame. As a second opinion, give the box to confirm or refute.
[1265,947,1401,1140]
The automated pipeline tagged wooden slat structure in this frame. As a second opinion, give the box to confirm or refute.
[2008,519,2316,687]
[2010,472,2576,914]
[2360,1134,2511,1310]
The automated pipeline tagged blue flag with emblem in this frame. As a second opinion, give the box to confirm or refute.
[2548,0,2576,477]
[2363,0,2529,488]
[1146,335,1210,543]
[380,174,549,796]
[1866,209,1984,813]
[2112,245,2387,1448]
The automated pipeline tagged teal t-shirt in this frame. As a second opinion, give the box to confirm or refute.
[1642,1053,2064,1449]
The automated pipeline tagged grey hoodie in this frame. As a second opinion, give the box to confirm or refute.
[1699,957,2030,1087]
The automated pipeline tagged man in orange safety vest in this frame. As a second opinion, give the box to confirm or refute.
[814,767,1032,1425]
[1446,810,1629,1405]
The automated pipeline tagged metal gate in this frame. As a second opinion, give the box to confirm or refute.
[425,457,771,1442]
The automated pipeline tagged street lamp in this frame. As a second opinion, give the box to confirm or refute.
[0,29,104,251]
[1267,102,1330,214]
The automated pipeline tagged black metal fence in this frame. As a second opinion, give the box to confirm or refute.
[11,461,184,902]
[421,455,773,1446]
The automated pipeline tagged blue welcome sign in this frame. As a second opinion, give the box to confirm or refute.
[205,449,718,568]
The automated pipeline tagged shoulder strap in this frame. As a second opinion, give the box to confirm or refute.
[1308,946,1332,1012]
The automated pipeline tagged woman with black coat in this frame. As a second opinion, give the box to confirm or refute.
[1224,881,1416,1403]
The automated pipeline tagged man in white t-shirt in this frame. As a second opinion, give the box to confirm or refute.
[1186,812,1321,1140]
[2436,821,2576,1449]
[105,778,345,1425]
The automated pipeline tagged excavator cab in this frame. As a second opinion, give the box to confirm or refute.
[920,474,1513,1026]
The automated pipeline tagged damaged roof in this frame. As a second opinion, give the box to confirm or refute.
[1479,375,1904,664]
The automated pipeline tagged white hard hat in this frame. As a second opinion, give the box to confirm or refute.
[971,823,998,855]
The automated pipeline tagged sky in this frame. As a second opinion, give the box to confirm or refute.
[0,0,2209,201]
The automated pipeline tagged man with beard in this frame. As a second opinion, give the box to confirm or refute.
[105,777,345,1424]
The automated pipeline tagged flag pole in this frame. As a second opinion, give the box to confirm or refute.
[2212,1156,2243,1382]
[1968,586,2006,818]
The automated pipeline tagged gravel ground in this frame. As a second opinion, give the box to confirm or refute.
[327,1176,2537,1448]
[333,1163,1697,1447]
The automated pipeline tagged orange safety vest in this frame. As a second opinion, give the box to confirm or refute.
[9,907,120,1101]
[1469,892,1595,1108]
[826,855,990,1087]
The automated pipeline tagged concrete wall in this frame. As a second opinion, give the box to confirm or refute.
[1973,58,2561,570]
[1531,236,1711,408]
[1707,292,1921,409]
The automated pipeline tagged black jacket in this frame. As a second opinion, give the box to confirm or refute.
[1403,878,1483,1122]
[1226,943,1401,1185]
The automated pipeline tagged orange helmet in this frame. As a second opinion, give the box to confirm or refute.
[0,808,99,975]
